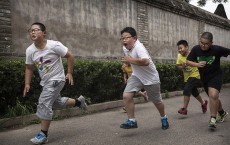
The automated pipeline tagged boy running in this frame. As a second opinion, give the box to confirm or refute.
[176,40,208,115]
[187,32,229,129]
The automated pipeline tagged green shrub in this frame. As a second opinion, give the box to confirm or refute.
[0,58,230,118]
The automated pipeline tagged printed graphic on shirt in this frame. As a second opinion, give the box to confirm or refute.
[197,56,215,65]
[35,57,51,73]
[184,66,192,72]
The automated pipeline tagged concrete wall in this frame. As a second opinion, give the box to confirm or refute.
[0,0,12,55]
[10,0,137,58]
[2,0,230,61]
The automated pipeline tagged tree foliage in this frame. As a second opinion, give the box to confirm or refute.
[182,0,228,6]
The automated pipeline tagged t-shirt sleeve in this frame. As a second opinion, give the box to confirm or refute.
[218,46,230,57]
[187,46,197,62]
[136,45,150,59]
[176,54,181,65]
[53,41,68,57]
[25,46,34,64]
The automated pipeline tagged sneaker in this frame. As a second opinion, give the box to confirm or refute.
[178,108,187,115]
[201,100,208,113]
[161,117,169,130]
[30,132,48,144]
[77,95,88,111]
[216,111,228,123]
[208,118,217,129]
[120,119,138,129]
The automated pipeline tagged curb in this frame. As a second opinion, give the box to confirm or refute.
[1,83,229,129]
[0,90,183,129]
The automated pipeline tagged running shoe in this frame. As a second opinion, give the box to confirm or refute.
[216,111,228,123]
[30,132,48,144]
[208,118,217,129]
[201,100,208,113]
[77,95,88,111]
[178,108,187,115]
[161,117,169,130]
[120,119,138,129]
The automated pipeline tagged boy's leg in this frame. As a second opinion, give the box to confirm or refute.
[208,87,220,117]
[64,96,87,111]
[192,86,208,113]
[205,73,224,128]
[144,84,169,130]
[123,92,135,118]
[31,81,65,144]
[137,90,148,101]
[179,78,194,115]
[120,76,142,129]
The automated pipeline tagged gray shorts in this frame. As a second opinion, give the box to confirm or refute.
[36,80,68,120]
[124,75,162,104]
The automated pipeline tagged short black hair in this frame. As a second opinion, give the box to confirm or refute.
[31,22,46,32]
[120,27,137,37]
[201,32,213,42]
[177,40,188,47]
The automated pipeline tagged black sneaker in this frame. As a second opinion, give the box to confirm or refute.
[216,111,228,123]
[161,117,169,130]
[120,119,138,129]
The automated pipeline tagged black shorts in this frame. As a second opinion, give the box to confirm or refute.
[183,77,200,97]
[203,72,223,95]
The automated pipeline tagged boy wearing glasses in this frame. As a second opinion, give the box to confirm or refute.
[187,32,230,129]
[120,27,169,130]
[24,22,87,144]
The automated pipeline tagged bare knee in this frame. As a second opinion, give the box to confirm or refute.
[123,92,134,101]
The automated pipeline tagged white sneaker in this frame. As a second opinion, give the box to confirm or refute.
[30,132,48,144]
[77,95,88,111]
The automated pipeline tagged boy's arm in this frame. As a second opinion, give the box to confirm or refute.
[23,64,34,97]
[64,50,74,85]
[123,73,128,83]
[186,60,206,68]
[122,55,149,66]
[177,63,186,71]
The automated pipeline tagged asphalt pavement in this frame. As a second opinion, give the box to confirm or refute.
[0,88,230,145]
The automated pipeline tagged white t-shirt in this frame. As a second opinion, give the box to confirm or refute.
[123,39,160,85]
[26,40,68,86]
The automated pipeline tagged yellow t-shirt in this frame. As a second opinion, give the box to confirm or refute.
[122,64,132,78]
[176,53,200,82]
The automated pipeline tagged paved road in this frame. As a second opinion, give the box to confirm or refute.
[0,88,230,145]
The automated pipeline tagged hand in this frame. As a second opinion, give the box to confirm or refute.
[197,61,206,68]
[182,62,186,69]
[66,73,74,85]
[121,55,132,63]
[23,84,30,97]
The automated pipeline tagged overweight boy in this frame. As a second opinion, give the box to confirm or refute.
[120,27,169,130]
[187,32,229,129]
[23,22,87,144]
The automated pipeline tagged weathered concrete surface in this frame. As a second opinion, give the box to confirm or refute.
[0,88,229,145]
[5,0,230,61]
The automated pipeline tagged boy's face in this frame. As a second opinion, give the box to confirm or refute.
[177,44,188,56]
[199,37,212,51]
[120,32,136,50]
[28,24,45,41]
